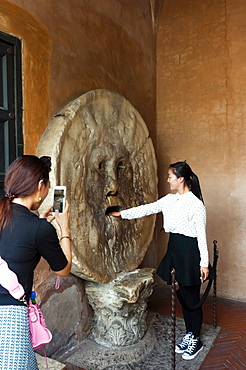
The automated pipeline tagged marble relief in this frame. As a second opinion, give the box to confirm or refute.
[37,89,158,284]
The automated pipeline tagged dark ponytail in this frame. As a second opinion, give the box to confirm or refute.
[0,155,51,233]
[0,197,12,234]
[169,161,204,203]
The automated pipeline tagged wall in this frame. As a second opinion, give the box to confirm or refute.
[3,0,246,303]
[7,0,157,152]
[157,0,246,301]
[0,0,51,153]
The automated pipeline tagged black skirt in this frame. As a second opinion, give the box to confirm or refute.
[157,233,201,286]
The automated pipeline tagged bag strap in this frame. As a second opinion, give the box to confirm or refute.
[0,256,61,299]
[0,256,25,300]
[55,276,60,290]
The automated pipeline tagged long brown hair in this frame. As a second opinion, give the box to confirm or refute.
[0,155,51,233]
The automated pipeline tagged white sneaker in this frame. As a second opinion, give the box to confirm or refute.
[175,332,193,354]
[182,337,203,360]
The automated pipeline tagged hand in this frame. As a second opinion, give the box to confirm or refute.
[200,266,209,282]
[55,200,70,235]
[108,211,121,217]
[39,206,55,223]
[55,200,71,277]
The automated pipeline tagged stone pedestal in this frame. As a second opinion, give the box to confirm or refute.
[85,268,155,347]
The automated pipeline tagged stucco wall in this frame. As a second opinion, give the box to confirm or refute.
[0,0,51,153]
[3,0,245,302]
[6,0,157,152]
[157,0,246,301]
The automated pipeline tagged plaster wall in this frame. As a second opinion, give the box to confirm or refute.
[157,0,246,301]
[6,0,157,152]
[0,0,51,152]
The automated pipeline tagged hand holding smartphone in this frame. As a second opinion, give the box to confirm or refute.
[52,186,66,214]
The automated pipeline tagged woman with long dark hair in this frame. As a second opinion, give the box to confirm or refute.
[0,155,71,369]
[109,161,209,361]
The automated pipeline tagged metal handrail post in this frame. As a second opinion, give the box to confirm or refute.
[171,268,176,370]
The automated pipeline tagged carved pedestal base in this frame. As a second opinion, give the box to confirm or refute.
[85,268,155,347]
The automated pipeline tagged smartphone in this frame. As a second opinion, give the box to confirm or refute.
[52,186,66,214]
[200,276,205,284]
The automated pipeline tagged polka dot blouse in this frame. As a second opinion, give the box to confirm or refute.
[120,191,209,267]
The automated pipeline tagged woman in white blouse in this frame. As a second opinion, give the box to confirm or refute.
[109,161,209,361]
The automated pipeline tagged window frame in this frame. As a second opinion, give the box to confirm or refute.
[0,31,23,197]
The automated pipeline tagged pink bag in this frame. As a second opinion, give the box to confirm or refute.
[28,300,52,350]
[0,257,55,369]
[0,256,52,350]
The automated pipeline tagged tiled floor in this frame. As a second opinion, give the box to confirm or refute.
[65,282,246,369]
[148,283,246,369]
[64,311,219,370]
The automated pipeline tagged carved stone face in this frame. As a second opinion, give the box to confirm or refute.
[37,90,158,283]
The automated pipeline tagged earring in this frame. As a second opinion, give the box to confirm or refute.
[37,193,42,202]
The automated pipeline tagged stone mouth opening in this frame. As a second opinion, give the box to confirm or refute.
[105,205,120,215]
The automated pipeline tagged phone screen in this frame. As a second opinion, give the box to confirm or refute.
[53,189,66,213]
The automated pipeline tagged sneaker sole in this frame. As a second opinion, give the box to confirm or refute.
[175,347,187,354]
[182,345,203,360]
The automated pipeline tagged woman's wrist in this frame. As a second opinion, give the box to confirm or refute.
[60,228,70,236]
[60,235,71,241]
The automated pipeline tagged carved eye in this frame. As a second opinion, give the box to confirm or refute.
[117,160,126,171]
[96,160,105,171]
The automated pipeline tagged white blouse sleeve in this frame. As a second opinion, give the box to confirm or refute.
[194,204,209,267]
[120,198,165,220]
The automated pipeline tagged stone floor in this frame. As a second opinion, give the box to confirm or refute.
[64,311,220,370]
[36,353,66,370]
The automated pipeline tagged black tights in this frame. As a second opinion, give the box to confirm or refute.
[179,283,203,338]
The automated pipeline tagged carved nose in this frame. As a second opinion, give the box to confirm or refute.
[107,188,118,196]
[105,194,119,215]
[105,172,119,214]
[105,172,118,196]
[107,195,118,206]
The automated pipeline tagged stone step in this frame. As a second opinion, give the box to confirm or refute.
[36,353,67,370]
